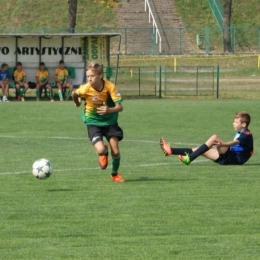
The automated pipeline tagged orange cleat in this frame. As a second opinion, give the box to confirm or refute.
[159,138,172,156]
[110,173,124,182]
[99,144,108,170]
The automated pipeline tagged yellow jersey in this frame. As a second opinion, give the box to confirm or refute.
[55,68,68,82]
[36,69,49,83]
[75,80,122,126]
[14,69,26,83]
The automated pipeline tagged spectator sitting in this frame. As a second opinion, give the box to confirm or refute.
[35,62,54,102]
[55,60,73,101]
[14,62,29,101]
[0,63,10,102]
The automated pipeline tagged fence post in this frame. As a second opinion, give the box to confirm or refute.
[174,58,177,73]
[164,66,167,95]
[205,27,210,54]
[196,66,199,95]
[138,67,141,96]
[179,28,183,54]
[258,28,260,53]
[124,28,127,55]
[151,28,155,55]
[159,65,162,98]
[232,27,236,53]
[216,65,220,99]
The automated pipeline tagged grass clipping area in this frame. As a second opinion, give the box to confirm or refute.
[0,100,260,259]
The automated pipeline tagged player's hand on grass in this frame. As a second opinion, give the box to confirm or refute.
[97,102,109,115]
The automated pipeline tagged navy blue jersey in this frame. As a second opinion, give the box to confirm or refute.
[0,70,10,81]
[230,129,253,164]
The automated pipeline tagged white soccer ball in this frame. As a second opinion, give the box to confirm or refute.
[32,159,53,180]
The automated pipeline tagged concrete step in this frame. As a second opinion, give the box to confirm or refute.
[114,0,192,54]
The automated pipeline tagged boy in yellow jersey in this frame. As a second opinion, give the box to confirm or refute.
[55,60,73,101]
[72,61,124,182]
[14,62,29,101]
[35,62,54,102]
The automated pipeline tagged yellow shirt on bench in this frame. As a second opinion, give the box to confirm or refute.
[36,69,49,83]
[14,69,26,83]
[55,68,68,82]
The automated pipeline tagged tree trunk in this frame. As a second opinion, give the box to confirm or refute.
[67,0,77,33]
[223,0,232,52]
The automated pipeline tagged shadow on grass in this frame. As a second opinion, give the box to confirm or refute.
[48,189,74,192]
[125,177,198,182]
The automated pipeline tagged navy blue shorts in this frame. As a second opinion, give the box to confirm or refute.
[214,149,244,165]
[87,123,123,145]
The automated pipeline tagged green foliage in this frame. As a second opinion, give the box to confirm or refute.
[0,0,116,29]
[0,100,260,259]
[174,0,260,27]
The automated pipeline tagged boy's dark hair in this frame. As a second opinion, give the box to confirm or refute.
[1,63,8,69]
[16,61,22,66]
[86,61,103,75]
[40,62,45,66]
[59,60,64,64]
[235,111,251,127]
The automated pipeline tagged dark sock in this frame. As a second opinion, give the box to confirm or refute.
[189,144,209,162]
[171,148,193,155]
[111,156,120,175]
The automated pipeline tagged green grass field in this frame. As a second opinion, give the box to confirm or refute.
[1,99,260,259]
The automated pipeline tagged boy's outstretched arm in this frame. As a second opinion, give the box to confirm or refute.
[72,91,81,107]
[216,140,239,148]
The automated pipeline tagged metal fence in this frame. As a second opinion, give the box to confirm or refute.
[163,66,215,96]
[1,26,260,55]
[103,66,157,96]
[105,26,260,55]
[103,66,218,98]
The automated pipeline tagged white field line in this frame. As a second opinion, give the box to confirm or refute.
[0,135,204,175]
[0,159,209,175]
[0,135,200,146]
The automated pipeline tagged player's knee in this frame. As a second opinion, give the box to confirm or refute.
[209,134,218,141]
[96,147,107,156]
[111,149,120,158]
[113,152,120,158]
[94,143,107,155]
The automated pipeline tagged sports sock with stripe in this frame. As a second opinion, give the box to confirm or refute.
[21,88,27,95]
[65,90,72,99]
[58,90,63,100]
[36,90,40,99]
[49,90,53,99]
